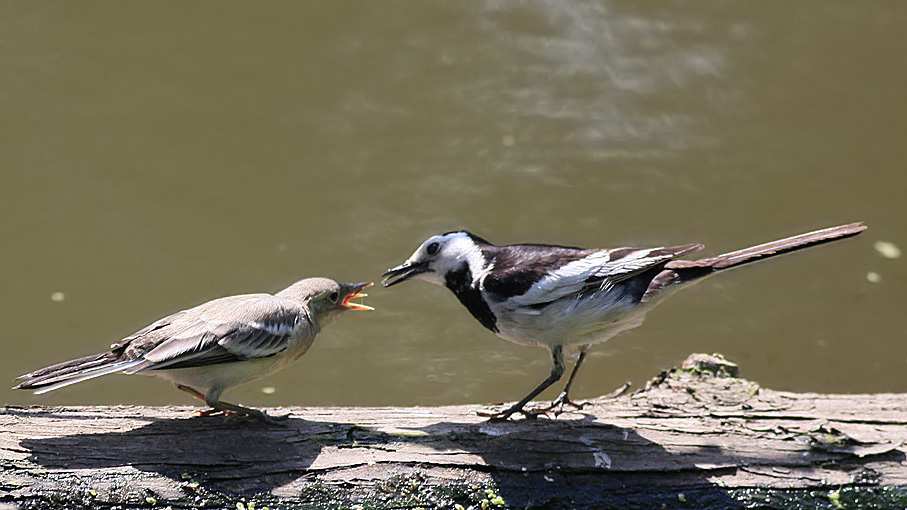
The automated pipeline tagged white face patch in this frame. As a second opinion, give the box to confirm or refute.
[410,232,491,287]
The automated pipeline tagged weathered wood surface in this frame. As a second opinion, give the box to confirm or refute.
[2,354,906,509]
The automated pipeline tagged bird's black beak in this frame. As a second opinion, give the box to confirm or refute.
[382,261,429,287]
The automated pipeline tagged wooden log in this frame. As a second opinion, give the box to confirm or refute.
[2,353,906,510]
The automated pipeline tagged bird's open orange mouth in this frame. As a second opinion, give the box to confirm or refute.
[342,282,374,311]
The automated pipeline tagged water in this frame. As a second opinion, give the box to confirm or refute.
[1,1,904,408]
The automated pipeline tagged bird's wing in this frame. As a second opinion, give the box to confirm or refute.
[109,311,189,351]
[115,294,307,372]
[508,245,703,307]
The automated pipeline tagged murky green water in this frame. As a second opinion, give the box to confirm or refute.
[2,1,904,408]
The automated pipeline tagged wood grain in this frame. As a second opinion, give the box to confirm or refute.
[2,354,905,509]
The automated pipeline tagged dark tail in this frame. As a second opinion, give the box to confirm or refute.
[641,222,866,302]
[13,352,140,394]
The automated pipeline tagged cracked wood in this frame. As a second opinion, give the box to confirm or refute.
[1,354,906,509]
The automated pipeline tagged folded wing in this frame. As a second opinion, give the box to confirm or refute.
[508,244,703,308]
[124,295,305,373]
[15,294,307,394]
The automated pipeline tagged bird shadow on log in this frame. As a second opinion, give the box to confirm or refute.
[16,408,744,507]
[403,413,748,510]
[405,412,905,509]
[17,411,348,494]
[17,405,896,509]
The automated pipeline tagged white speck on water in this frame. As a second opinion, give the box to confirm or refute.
[866,272,881,283]
[261,387,276,394]
[50,292,65,302]
[874,241,901,259]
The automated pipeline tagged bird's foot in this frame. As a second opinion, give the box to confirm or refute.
[528,392,586,417]
[475,404,539,422]
[195,404,290,426]
[230,407,290,426]
[257,411,291,425]
[530,382,632,417]
[192,408,240,418]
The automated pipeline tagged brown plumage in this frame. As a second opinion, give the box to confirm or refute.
[14,277,372,424]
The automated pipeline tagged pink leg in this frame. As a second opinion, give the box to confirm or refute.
[175,384,239,417]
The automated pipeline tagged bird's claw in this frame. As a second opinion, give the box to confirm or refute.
[192,408,241,418]
[477,393,596,421]
[242,409,291,426]
[475,405,540,422]
[192,407,290,426]
[528,394,586,417]
[259,412,291,425]
[475,408,513,421]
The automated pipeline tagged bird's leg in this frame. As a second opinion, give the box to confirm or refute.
[175,384,235,417]
[176,384,206,401]
[536,346,633,417]
[477,346,566,421]
[203,394,290,426]
[534,346,590,416]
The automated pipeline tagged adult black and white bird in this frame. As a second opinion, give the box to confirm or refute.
[14,277,373,424]
[382,223,866,421]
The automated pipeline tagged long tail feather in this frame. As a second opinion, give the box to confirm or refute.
[641,222,866,302]
[29,360,145,394]
[14,353,113,383]
[701,222,866,271]
[13,351,138,393]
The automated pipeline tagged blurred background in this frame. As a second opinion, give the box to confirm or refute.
[1,1,904,408]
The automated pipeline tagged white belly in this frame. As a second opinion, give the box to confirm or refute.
[146,334,315,397]
[489,290,656,349]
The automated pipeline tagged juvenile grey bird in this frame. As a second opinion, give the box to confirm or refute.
[383,223,866,421]
[14,277,372,424]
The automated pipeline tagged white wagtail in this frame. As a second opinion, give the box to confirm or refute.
[383,222,866,420]
[14,277,372,424]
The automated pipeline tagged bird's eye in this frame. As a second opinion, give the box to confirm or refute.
[329,291,339,303]
[426,242,440,255]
